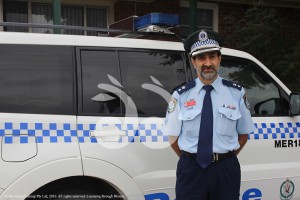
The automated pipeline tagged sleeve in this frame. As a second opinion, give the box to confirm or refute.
[237,88,256,134]
[162,91,182,137]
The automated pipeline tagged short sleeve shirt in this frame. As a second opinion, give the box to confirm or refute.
[163,76,255,153]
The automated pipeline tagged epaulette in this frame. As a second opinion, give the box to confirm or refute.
[176,80,196,94]
[222,79,242,91]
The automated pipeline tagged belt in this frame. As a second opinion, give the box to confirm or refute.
[182,151,234,162]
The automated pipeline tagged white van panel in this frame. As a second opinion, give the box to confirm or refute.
[241,177,300,200]
[240,116,300,165]
[0,114,81,190]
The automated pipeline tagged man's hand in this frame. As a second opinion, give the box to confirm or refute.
[234,134,248,155]
[169,136,182,157]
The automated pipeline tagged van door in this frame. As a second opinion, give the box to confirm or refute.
[76,47,188,199]
[220,55,300,199]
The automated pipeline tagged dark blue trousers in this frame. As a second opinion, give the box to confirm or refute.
[176,153,241,200]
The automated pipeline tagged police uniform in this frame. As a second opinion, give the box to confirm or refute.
[163,30,255,200]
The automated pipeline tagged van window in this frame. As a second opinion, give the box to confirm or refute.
[79,49,187,117]
[220,56,287,116]
[0,45,74,115]
[119,51,186,117]
[80,50,122,115]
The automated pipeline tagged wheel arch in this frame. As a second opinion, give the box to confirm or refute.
[0,158,82,200]
[0,158,144,200]
[81,157,144,200]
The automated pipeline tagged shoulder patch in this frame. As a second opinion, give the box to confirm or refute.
[222,79,242,91]
[167,97,177,113]
[176,80,196,94]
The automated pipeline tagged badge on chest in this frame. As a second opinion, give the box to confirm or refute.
[184,99,196,109]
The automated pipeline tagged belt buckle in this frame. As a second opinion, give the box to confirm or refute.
[212,153,219,162]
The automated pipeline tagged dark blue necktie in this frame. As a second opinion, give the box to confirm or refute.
[197,85,214,169]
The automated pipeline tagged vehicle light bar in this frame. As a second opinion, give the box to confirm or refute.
[134,13,179,30]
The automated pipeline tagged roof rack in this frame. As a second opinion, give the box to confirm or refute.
[0,22,182,42]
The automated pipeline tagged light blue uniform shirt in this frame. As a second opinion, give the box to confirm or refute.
[163,76,255,153]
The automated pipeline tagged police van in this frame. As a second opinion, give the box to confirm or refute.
[0,24,299,200]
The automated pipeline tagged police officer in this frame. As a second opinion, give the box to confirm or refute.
[163,30,255,200]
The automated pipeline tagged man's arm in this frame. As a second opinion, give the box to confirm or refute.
[169,136,182,157]
[234,134,248,155]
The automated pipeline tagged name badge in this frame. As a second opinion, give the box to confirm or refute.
[221,104,236,110]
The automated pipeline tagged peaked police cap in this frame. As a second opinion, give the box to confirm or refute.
[184,30,223,57]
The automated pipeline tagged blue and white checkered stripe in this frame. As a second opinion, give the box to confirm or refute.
[0,122,168,144]
[250,122,300,140]
[1,122,299,144]
[77,123,168,143]
[0,122,77,144]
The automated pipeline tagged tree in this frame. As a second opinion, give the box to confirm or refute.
[226,0,300,92]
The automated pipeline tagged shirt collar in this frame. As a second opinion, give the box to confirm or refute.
[196,75,222,94]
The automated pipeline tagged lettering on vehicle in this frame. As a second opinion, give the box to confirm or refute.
[145,188,263,200]
[275,139,300,148]
[242,188,262,200]
[145,193,171,200]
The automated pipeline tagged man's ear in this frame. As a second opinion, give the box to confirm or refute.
[191,57,196,68]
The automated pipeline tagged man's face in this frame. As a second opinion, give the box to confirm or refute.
[191,51,221,82]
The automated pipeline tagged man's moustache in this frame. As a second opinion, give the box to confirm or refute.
[201,66,215,71]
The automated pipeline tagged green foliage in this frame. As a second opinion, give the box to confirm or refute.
[226,0,300,92]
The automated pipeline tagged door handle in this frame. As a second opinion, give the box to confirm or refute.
[90,126,126,142]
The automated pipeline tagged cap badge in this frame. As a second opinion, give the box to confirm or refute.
[198,30,208,42]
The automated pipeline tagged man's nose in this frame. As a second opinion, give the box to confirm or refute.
[203,56,212,66]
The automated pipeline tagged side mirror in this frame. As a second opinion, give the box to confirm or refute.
[289,93,300,116]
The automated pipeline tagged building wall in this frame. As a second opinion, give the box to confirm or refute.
[0,0,115,27]
[62,0,115,24]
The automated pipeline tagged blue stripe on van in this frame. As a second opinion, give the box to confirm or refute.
[0,122,299,144]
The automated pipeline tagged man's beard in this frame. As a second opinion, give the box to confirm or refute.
[198,65,218,80]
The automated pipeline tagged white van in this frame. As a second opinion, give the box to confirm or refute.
[0,31,299,200]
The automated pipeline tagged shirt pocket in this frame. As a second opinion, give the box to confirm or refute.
[216,107,241,136]
[179,109,201,137]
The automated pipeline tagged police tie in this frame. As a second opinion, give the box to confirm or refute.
[197,85,214,169]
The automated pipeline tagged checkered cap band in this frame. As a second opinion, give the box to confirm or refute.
[190,39,220,56]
